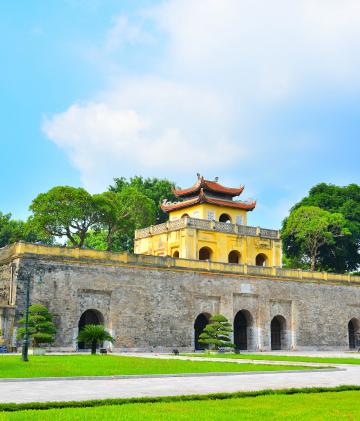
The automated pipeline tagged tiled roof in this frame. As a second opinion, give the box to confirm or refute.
[161,189,256,212]
[173,176,244,197]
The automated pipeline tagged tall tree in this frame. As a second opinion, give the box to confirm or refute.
[285,183,360,272]
[29,186,101,247]
[282,206,350,271]
[0,212,52,247]
[109,176,177,223]
[95,187,156,251]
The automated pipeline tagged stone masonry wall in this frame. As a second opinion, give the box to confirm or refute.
[0,262,16,344]
[10,254,360,351]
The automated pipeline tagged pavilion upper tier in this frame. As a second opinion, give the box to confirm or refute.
[161,175,256,213]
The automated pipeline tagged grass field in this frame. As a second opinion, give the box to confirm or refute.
[1,390,358,420]
[182,352,360,365]
[0,355,323,378]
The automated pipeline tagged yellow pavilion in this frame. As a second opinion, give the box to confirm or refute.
[134,175,282,266]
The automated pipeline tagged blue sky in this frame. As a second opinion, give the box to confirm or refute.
[1,0,359,229]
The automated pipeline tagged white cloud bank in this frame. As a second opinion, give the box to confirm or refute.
[43,0,360,207]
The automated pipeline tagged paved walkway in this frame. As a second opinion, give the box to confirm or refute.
[0,354,359,403]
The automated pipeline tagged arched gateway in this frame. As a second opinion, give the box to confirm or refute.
[194,313,211,350]
[234,310,253,350]
[348,318,360,349]
[271,315,286,350]
[78,309,104,350]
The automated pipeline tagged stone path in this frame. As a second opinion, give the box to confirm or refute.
[0,360,359,404]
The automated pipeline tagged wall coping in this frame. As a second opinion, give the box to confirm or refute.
[1,242,359,286]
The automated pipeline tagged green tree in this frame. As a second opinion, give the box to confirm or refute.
[198,314,234,350]
[0,212,53,247]
[95,187,156,252]
[83,230,108,251]
[77,324,115,355]
[109,176,177,223]
[17,304,57,348]
[284,183,360,272]
[29,186,102,247]
[282,206,350,271]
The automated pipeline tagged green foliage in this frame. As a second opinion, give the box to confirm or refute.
[283,183,360,272]
[198,314,235,349]
[29,186,103,248]
[184,353,360,365]
[17,304,57,347]
[0,212,52,247]
[0,386,358,413]
[282,206,350,271]
[94,186,156,252]
[83,230,108,251]
[77,325,114,354]
[0,355,319,380]
[109,176,177,223]
[5,176,175,253]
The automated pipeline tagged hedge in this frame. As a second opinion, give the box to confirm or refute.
[0,385,359,412]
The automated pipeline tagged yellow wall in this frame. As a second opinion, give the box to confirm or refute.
[169,203,248,225]
[134,227,282,266]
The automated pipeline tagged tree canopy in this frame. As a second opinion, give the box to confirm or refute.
[94,186,156,251]
[29,186,102,248]
[2,176,176,252]
[0,212,51,248]
[282,206,350,271]
[282,183,360,272]
[109,176,176,223]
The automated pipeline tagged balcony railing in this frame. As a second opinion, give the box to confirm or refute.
[135,217,279,240]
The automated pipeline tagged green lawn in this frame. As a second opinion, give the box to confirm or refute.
[182,352,360,365]
[1,390,359,420]
[0,355,324,378]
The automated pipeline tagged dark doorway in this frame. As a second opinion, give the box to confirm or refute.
[199,247,212,261]
[173,251,179,258]
[228,250,240,264]
[349,320,355,349]
[219,213,232,223]
[256,253,267,266]
[234,311,248,350]
[194,313,210,350]
[78,309,103,350]
[271,316,283,350]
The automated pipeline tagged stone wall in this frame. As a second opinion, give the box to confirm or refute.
[0,262,16,344]
[8,252,360,351]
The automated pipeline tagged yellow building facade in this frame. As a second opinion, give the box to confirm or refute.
[134,176,282,267]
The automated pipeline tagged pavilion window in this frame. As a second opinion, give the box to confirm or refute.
[207,211,216,221]
[236,215,243,225]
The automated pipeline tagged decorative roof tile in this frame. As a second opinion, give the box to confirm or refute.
[161,189,256,212]
[173,175,244,197]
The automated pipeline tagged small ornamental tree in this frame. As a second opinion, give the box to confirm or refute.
[198,314,235,350]
[77,324,115,355]
[17,304,57,348]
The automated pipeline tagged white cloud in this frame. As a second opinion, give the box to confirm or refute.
[105,15,151,52]
[43,82,245,190]
[43,0,360,225]
[156,0,360,97]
